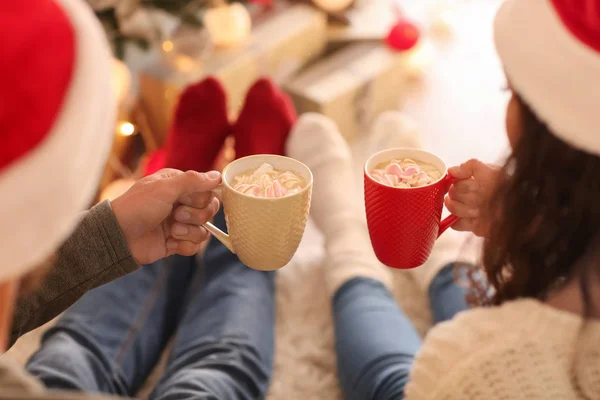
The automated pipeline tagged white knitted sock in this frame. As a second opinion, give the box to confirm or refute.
[287,113,392,295]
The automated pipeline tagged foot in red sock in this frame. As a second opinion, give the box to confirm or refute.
[233,78,297,159]
[143,149,166,176]
[163,77,230,172]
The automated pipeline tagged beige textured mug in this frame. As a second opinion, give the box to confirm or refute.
[203,154,313,271]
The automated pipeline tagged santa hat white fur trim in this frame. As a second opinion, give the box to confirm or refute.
[495,0,600,156]
[0,0,115,281]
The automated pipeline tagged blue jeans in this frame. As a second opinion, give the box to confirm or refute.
[26,210,275,399]
[334,264,471,400]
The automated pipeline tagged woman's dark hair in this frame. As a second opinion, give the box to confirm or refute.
[477,94,600,307]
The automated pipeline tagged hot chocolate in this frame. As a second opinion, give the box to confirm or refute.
[370,158,441,188]
[233,163,306,198]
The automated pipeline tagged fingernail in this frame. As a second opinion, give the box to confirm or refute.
[178,210,191,221]
[206,170,221,179]
[167,240,178,250]
[174,225,189,236]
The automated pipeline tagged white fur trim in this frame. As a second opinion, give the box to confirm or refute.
[0,0,115,281]
[495,0,600,155]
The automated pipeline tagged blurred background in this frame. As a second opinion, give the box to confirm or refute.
[98,0,508,201]
[8,1,508,398]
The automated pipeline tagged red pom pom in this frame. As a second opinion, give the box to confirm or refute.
[386,20,420,51]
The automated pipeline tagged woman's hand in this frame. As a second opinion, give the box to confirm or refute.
[111,169,221,265]
[446,159,502,237]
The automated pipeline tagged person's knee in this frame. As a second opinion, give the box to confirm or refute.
[27,331,109,392]
[153,369,244,400]
[154,364,270,400]
[156,338,272,400]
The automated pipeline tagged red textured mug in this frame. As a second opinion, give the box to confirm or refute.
[364,148,459,269]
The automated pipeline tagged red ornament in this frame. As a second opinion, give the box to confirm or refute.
[386,20,420,51]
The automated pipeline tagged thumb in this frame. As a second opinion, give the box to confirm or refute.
[448,159,488,180]
[162,170,222,201]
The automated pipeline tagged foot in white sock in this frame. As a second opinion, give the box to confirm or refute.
[287,113,392,295]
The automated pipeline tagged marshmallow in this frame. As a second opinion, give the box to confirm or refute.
[233,162,305,198]
[371,158,441,188]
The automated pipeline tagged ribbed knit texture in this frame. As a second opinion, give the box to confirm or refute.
[405,299,600,399]
[287,113,392,295]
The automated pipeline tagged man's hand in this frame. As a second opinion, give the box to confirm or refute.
[111,169,221,265]
[445,159,502,237]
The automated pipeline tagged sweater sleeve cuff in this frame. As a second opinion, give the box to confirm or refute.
[88,200,139,274]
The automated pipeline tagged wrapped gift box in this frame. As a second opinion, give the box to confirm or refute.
[284,43,409,142]
[327,0,397,45]
[139,4,327,146]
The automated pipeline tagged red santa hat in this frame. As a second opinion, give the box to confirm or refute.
[495,0,600,155]
[0,0,115,281]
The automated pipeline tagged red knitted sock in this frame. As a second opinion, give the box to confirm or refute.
[143,148,166,176]
[163,77,230,172]
[233,78,296,159]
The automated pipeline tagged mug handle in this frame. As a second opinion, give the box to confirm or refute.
[438,174,461,237]
[203,222,236,254]
[201,185,236,254]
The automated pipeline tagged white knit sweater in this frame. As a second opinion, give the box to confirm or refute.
[404,299,600,400]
